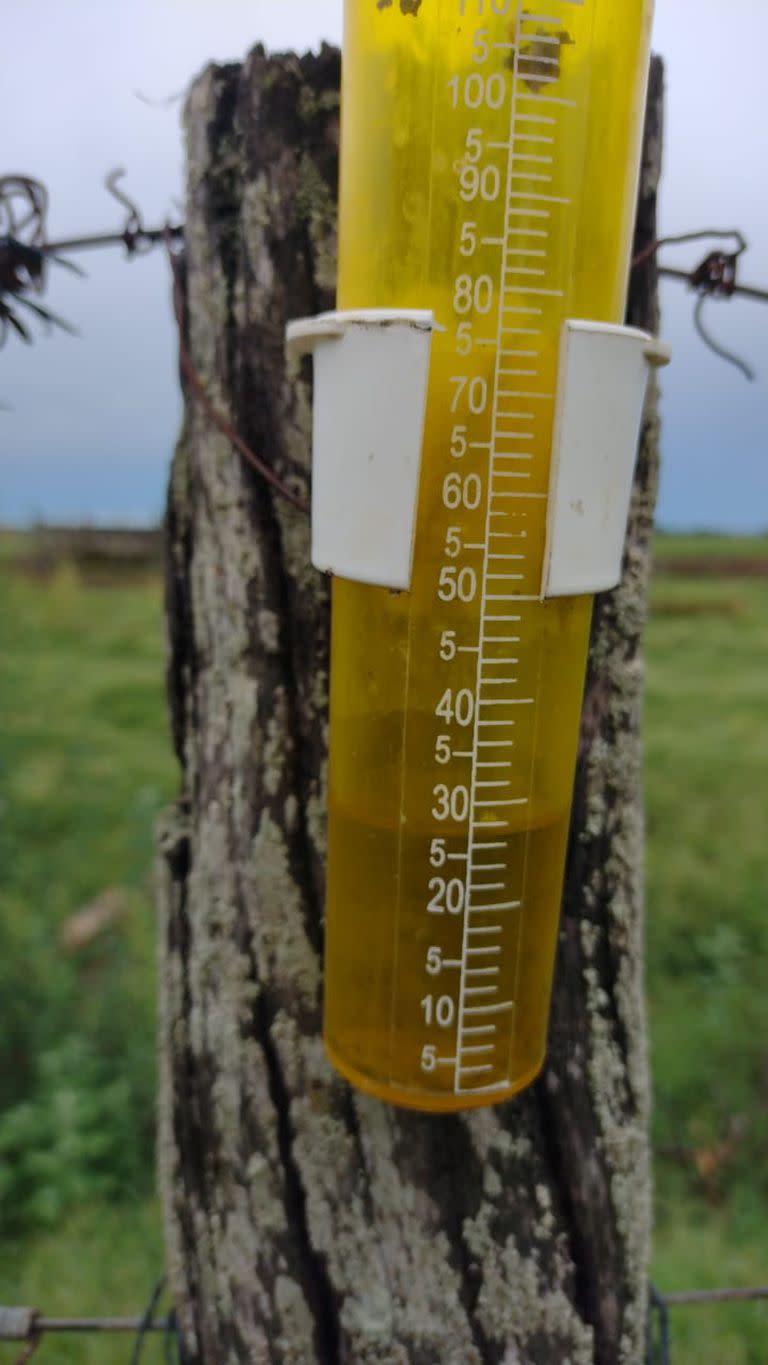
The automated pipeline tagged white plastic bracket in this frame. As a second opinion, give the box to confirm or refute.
[287,309,669,598]
[286,309,435,591]
[542,320,671,599]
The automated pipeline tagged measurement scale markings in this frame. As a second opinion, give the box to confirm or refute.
[470,902,521,914]
[516,32,563,46]
[453,3,571,1093]
[509,174,552,185]
[461,1081,514,1096]
[518,53,562,68]
[508,190,570,206]
[513,112,556,125]
[465,1001,515,1016]
[517,94,578,109]
[503,286,564,297]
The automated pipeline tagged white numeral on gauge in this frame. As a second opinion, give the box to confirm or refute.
[456,322,473,355]
[432,784,470,822]
[430,838,447,868]
[444,527,463,559]
[439,631,457,662]
[458,1,513,20]
[459,163,501,203]
[450,375,488,414]
[421,994,456,1028]
[421,1044,438,1073]
[426,946,443,976]
[454,273,494,315]
[443,472,482,510]
[435,735,452,765]
[438,566,478,603]
[459,222,477,258]
[450,425,468,459]
[435,688,475,726]
[428,877,466,915]
[448,73,506,110]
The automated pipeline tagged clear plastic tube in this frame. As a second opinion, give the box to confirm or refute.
[324,0,655,1110]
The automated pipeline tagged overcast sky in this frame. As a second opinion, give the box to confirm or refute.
[1,0,766,531]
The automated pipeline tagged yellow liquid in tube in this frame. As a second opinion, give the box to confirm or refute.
[325,0,654,1110]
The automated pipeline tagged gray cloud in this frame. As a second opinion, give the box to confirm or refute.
[1,0,765,528]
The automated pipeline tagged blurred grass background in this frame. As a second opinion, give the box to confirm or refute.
[0,528,766,1362]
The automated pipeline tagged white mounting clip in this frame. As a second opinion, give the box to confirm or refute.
[287,310,670,599]
[286,309,435,591]
[542,320,671,598]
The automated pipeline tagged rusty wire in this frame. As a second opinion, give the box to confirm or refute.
[165,231,310,517]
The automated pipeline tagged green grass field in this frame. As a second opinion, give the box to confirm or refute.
[0,534,766,1362]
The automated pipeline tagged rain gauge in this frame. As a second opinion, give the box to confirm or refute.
[288,0,668,1111]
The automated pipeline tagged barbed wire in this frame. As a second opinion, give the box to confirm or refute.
[0,1276,182,1365]
[2,171,766,509]
[4,1280,768,1362]
[0,170,182,347]
[633,228,767,380]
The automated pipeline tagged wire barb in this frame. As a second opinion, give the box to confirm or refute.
[0,170,184,350]
[633,229,762,381]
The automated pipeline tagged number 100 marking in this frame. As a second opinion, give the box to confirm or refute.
[449,73,507,110]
